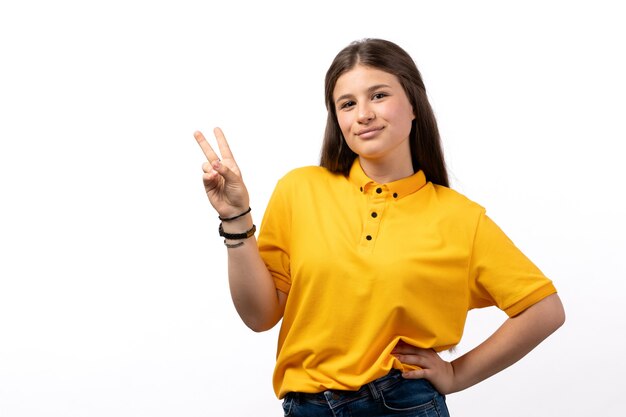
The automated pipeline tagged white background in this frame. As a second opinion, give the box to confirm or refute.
[1,0,624,416]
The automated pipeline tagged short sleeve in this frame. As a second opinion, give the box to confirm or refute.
[468,211,557,317]
[257,177,292,294]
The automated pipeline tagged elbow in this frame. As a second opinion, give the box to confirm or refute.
[545,293,566,332]
[246,321,277,333]
[242,315,280,333]
[554,296,566,330]
[521,293,566,335]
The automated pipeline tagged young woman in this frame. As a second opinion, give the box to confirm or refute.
[194,38,565,417]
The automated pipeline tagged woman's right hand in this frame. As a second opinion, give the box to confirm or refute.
[194,128,250,218]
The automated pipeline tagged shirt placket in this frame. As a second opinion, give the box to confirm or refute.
[359,184,388,254]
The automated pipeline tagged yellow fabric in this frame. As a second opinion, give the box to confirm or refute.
[257,159,556,399]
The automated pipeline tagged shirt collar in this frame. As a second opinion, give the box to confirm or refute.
[348,158,427,199]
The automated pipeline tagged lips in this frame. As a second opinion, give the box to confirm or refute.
[356,126,384,138]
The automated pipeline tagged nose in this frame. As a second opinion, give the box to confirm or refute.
[357,104,375,124]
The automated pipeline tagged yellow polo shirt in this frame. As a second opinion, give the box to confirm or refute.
[257,159,556,399]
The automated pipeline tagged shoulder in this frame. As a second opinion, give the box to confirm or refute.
[276,165,343,188]
[280,165,335,180]
[265,166,344,214]
[431,184,484,210]
[426,184,486,223]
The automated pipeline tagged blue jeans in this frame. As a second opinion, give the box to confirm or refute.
[282,370,450,417]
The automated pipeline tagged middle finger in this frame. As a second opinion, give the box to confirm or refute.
[194,130,220,162]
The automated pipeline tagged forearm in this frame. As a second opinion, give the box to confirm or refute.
[193,129,285,331]
[449,293,565,393]
[222,216,284,332]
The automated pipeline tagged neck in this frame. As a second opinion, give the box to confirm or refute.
[358,156,414,184]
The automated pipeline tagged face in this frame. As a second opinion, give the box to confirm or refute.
[333,64,415,169]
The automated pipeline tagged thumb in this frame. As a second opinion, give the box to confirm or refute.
[402,368,427,380]
[212,159,241,184]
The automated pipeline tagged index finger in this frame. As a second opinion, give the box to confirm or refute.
[391,343,428,355]
[194,130,219,162]
[213,127,235,161]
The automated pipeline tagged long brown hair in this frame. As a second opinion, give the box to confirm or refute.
[320,38,449,187]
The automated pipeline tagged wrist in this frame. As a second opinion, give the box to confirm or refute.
[219,215,253,234]
[219,220,256,249]
[218,206,251,222]
[447,357,475,394]
[219,223,256,240]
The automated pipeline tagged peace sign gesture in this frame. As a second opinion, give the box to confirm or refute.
[194,128,250,218]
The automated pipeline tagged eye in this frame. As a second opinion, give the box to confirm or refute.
[372,92,388,100]
[339,100,355,110]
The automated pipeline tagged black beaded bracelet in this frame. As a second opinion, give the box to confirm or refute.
[218,207,251,222]
[224,239,245,249]
[218,223,256,240]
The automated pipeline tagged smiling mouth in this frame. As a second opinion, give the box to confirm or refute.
[356,126,384,136]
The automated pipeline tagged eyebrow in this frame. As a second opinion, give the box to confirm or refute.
[335,84,392,105]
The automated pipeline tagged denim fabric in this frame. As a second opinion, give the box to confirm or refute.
[282,370,450,417]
